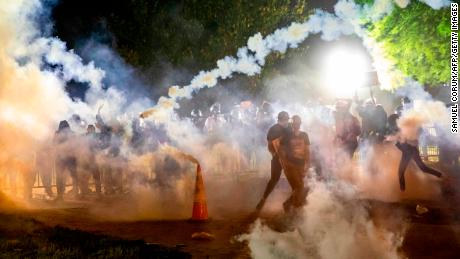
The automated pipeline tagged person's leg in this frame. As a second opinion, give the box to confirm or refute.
[55,159,66,199]
[113,167,123,193]
[68,158,78,195]
[412,148,442,177]
[283,163,305,212]
[100,165,110,194]
[256,157,282,210]
[37,159,53,196]
[349,142,358,159]
[397,144,413,191]
[282,163,296,213]
[41,167,53,197]
[262,157,283,198]
[395,141,403,151]
[291,167,306,208]
[79,164,90,196]
[92,165,102,194]
[104,165,115,195]
[22,167,35,201]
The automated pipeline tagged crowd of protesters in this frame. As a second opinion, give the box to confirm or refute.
[255,96,455,213]
[1,96,457,203]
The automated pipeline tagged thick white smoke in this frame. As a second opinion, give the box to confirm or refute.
[239,180,405,259]
[0,0,164,212]
[2,0,159,132]
[419,0,452,9]
[0,0,115,133]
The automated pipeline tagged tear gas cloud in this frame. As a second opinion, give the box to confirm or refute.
[0,0,456,258]
[240,180,406,259]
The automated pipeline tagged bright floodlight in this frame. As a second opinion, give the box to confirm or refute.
[322,48,369,98]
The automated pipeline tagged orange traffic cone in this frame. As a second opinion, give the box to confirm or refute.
[191,164,208,221]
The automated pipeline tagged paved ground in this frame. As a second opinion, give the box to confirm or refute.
[3,163,460,258]
[15,190,460,258]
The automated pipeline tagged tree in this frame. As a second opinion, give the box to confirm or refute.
[54,0,311,93]
[107,1,309,69]
[358,1,450,86]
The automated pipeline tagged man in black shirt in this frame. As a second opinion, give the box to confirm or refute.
[256,111,290,211]
[356,99,387,143]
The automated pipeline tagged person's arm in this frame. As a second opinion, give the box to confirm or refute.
[343,117,360,142]
[266,126,275,155]
[267,141,276,155]
[355,117,362,136]
[304,145,310,170]
[96,114,105,128]
[303,133,310,171]
[350,116,361,138]
[356,104,365,117]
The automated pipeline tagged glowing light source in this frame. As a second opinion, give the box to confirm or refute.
[321,48,369,98]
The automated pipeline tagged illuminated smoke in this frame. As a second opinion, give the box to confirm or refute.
[27,38,105,89]
[0,0,156,203]
[0,1,75,146]
[419,0,452,9]
[1,0,156,134]
[0,0,116,134]
[142,0,451,119]
[239,180,405,259]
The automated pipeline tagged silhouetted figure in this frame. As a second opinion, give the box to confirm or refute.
[256,101,275,137]
[334,99,361,158]
[54,120,78,200]
[36,142,54,198]
[256,111,290,211]
[357,99,387,143]
[190,108,205,129]
[277,115,310,212]
[392,105,443,191]
[396,140,442,191]
[80,124,101,195]
[204,103,226,135]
